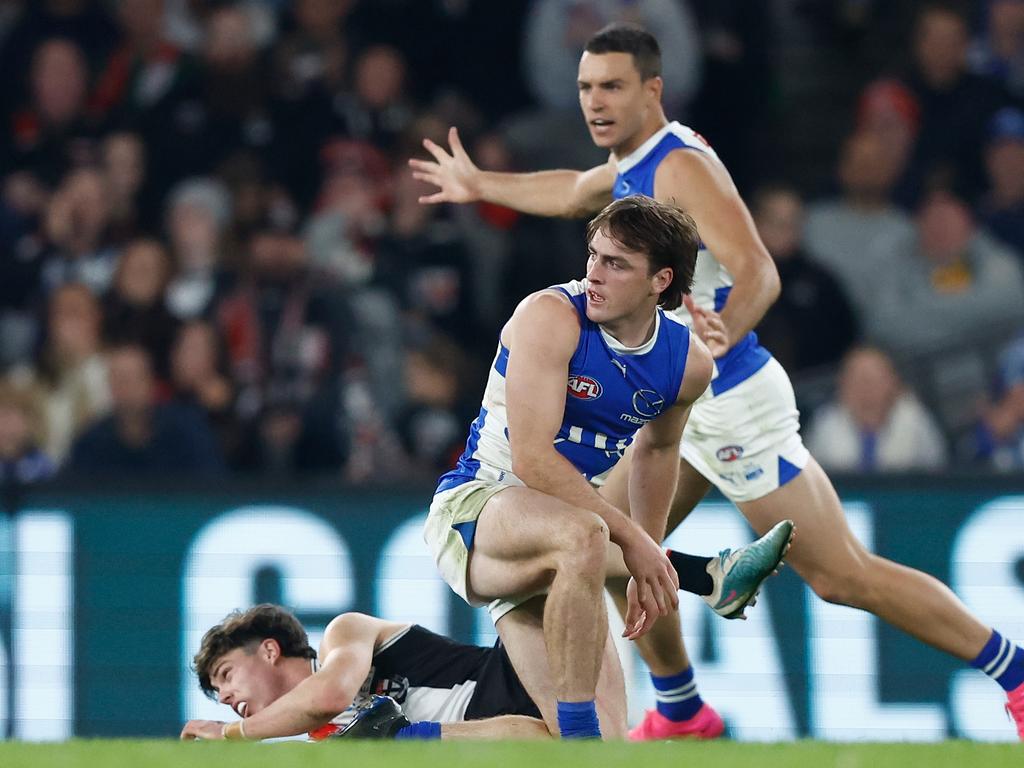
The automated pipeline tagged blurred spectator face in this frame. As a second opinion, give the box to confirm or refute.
[49,283,101,362]
[856,80,918,169]
[390,170,435,236]
[838,347,902,432]
[838,131,902,200]
[474,133,514,172]
[171,321,219,388]
[754,188,803,262]
[989,0,1024,60]
[30,38,87,126]
[205,7,257,73]
[404,349,458,408]
[318,140,391,228]
[118,0,165,48]
[296,0,352,37]
[913,8,969,87]
[47,168,111,252]
[250,231,306,281]
[986,137,1024,203]
[115,239,172,306]
[3,171,49,217]
[917,191,974,266]
[354,46,406,109]
[107,345,155,416]
[169,202,219,269]
[102,133,145,205]
[985,108,1024,203]
[0,394,34,460]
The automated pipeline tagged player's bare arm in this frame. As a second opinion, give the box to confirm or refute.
[409,126,616,217]
[628,332,713,542]
[654,149,780,354]
[502,290,678,629]
[180,613,383,741]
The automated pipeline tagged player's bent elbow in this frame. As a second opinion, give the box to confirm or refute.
[309,686,357,721]
[760,257,782,303]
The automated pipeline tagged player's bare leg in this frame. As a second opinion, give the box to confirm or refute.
[603,453,794,740]
[739,457,991,658]
[495,597,628,738]
[601,454,724,739]
[441,715,552,740]
[601,455,712,676]
[741,457,1024,739]
[468,487,614,738]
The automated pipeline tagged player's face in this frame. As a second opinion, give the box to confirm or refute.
[209,645,286,720]
[577,52,657,152]
[585,229,667,325]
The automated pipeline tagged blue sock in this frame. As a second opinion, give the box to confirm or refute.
[971,631,1024,692]
[395,721,442,740]
[652,666,704,721]
[556,700,601,739]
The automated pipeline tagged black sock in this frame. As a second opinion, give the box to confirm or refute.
[667,550,713,596]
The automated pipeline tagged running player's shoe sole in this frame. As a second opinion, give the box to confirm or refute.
[703,519,795,620]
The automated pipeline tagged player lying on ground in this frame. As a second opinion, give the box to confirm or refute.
[412,22,1024,741]
[181,604,547,741]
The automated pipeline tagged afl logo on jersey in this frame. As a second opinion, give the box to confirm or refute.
[716,445,744,462]
[567,375,603,400]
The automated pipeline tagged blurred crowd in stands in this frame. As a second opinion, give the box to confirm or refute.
[2,0,1024,486]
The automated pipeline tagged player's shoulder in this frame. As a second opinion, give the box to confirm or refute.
[502,287,582,357]
[322,613,407,652]
[657,143,721,177]
[323,612,378,640]
[510,284,581,328]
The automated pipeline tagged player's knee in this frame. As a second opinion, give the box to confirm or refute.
[807,571,854,606]
[806,559,875,607]
[554,513,608,579]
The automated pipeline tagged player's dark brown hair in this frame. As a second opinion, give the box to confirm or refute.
[585,195,699,311]
[585,23,662,81]
[192,604,316,698]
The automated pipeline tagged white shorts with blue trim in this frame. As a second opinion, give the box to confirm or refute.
[424,479,539,623]
[681,357,810,503]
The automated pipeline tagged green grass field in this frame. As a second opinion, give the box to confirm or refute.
[0,740,1020,768]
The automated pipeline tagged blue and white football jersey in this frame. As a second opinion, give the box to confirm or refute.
[613,121,771,395]
[437,280,691,492]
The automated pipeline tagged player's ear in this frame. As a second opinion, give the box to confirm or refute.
[261,638,282,664]
[645,75,663,103]
[651,266,672,295]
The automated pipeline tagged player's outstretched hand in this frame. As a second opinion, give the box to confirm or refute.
[621,528,679,641]
[408,126,481,205]
[683,294,730,358]
[180,719,227,740]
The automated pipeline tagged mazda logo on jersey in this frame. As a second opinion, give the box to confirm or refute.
[716,445,744,462]
[632,389,664,418]
[567,375,603,399]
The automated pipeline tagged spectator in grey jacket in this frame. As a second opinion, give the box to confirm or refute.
[868,189,1024,356]
[804,130,916,314]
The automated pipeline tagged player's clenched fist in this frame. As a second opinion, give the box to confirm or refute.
[180,719,228,740]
